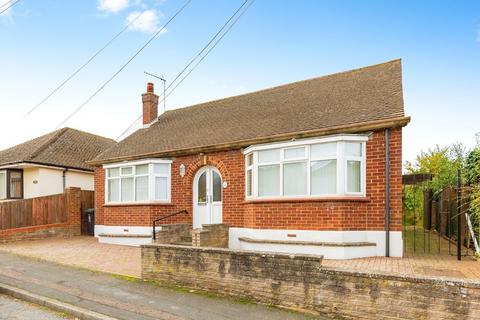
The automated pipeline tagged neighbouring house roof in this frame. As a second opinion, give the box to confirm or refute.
[0,128,116,171]
[92,59,409,164]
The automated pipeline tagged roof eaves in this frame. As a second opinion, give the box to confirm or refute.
[89,115,410,166]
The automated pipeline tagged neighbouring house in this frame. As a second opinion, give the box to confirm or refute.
[0,128,115,201]
[90,59,410,259]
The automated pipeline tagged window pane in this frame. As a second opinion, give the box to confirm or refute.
[121,167,133,175]
[283,162,307,196]
[154,163,169,175]
[258,165,280,197]
[311,143,336,158]
[108,179,120,202]
[246,169,252,197]
[246,154,253,167]
[258,149,280,164]
[136,164,149,175]
[0,172,6,199]
[107,168,119,178]
[284,147,305,160]
[197,172,207,203]
[155,177,168,200]
[212,171,222,202]
[121,177,134,201]
[311,160,337,195]
[135,176,149,201]
[346,142,362,157]
[347,160,361,193]
[9,171,22,198]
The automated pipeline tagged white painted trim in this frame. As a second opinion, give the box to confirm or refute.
[0,162,92,173]
[95,225,153,247]
[103,158,172,169]
[229,228,402,259]
[243,134,369,154]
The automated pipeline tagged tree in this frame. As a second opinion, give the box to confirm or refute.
[405,144,464,194]
[465,148,480,185]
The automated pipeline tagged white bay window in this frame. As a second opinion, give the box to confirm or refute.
[105,159,172,204]
[244,135,367,199]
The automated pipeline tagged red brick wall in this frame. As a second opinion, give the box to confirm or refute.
[95,128,402,232]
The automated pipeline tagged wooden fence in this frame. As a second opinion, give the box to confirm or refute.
[0,191,95,231]
[0,194,66,230]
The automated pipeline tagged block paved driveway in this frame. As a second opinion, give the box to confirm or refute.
[0,236,141,277]
[0,236,478,280]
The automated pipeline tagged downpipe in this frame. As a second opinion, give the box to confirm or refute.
[385,128,390,257]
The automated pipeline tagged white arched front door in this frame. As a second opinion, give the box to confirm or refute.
[193,166,223,229]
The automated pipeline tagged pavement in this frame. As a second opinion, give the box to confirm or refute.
[0,251,316,320]
[0,294,73,320]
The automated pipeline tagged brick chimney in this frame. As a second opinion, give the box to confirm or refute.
[142,82,159,125]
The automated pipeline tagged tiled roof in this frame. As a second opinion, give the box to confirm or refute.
[0,128,116,171]
[94,59,408,163]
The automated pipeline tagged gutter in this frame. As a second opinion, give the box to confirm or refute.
[89,116,411,166]
[0,161,94,173]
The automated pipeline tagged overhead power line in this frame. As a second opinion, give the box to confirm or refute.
[55,0,193,129]
[0,0,22,15]
[24,11,146,117]
[116,0,255,141]
[164,0,255,103]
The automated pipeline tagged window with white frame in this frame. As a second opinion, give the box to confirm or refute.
[244,135,367,199]
[105,160,171,204]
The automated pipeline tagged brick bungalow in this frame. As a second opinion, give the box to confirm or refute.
[89,59,410,259]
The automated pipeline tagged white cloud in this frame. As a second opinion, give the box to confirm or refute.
[126,10,164,34]
[98,0,129,14]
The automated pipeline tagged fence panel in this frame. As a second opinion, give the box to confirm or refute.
[0,193,67,230]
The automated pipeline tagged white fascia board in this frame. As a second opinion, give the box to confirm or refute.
[0,162,92,173]
[243,133,370,155]
[103,158,173,169]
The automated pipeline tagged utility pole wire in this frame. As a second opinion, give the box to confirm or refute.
[116,0,255,141]
[24,11,146,117]
[55,0,193,129]
[159,0,249,100]
[0,0,14,9]
[164,0,255,102]
[0,0,21,15]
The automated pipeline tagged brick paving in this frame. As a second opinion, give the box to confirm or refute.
[0,236,141,278]
[0,236,478,280]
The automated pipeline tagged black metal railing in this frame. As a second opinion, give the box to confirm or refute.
[152,210,188,240]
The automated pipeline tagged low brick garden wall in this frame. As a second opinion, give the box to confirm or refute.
[0,223,75,243]
[142,244,480,319]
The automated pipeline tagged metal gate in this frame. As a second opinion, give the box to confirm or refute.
[402,173,479,259]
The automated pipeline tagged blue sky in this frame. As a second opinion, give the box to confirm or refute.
[0,0,479,164]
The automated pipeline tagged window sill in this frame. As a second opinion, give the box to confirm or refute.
[243,196,370,204]
[104,201,174,207]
